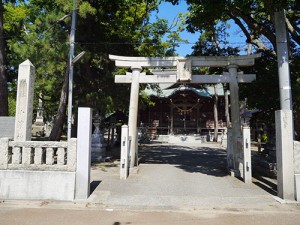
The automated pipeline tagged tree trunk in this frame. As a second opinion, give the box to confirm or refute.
[48,66,69,141]
[0,0,9,116]
[224,85,230,127]
[213,84,219,142]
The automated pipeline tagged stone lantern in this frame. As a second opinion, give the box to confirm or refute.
[91,112,106,162]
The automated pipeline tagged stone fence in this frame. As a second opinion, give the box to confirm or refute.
[0,138,76,171]
[0,61,90,201]
[0,138,78,201]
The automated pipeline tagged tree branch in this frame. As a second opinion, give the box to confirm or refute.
[229,6,277,50]
[285,16,300,46]
[44,14,71,33]
[230,15,276,56]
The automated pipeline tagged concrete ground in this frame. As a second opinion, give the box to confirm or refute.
[1,142,300,224]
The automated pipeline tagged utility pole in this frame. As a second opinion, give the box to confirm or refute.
[67,0,77,140]
[275,10,292,110]
[274,10,295,200]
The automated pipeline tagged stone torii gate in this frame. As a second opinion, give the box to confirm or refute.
[110,54,261,178]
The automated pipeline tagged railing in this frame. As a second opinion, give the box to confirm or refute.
[0,138,77,171]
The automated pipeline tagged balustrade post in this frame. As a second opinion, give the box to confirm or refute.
[46,147,54,165]
[34,147,43,165]
[0,138,9,169]
[23,147,33,164]
[57,147,65,165]
[67,138,77,170]
[12,147,22,164]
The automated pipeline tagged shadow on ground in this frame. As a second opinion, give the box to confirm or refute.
[98,143,278,195]
[252,174,277,195]
[139,144,228,177]
[90,181,102,195]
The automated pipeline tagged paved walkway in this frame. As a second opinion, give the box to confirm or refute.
[88,142,279,210]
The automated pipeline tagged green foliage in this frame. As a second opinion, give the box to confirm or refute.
[8,94,16,116]
[262,133,268,143]
[176,0,300,130]
[4,0,181,121]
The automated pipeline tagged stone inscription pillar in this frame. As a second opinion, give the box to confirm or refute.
[120,125,129,179]
[276,110,295,200]
[242,126,252,183]
[228,65,242,172]
[14,60,35,141]
[128,67,142,168]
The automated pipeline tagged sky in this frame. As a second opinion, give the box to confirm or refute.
[150,1,196,56]
[150,1,247,56]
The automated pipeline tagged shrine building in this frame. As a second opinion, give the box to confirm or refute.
[139,83,227,137]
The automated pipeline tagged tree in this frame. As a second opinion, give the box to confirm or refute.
[4,0,180,140]
[182,0,300,54]
[0,0,8,116]
[167,0,300,133]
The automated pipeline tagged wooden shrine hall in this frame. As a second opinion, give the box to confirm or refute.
[139,84,227,136]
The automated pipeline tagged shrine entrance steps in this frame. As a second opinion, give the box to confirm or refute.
[155,134,219,144]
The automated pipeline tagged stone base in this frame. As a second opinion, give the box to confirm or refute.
[229,169,241,177]
[295,174,300,201]
[129,167,139,174]
[156,135,208,144]
[91,147,106,162]
[32,125,45,137]
[0,170,75,201]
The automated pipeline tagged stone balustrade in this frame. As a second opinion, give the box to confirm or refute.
[0,138,77,171]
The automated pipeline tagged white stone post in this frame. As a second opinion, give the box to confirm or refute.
[128,67,142,168]
[0,138,9,169]
[242,126,252,183]
[276,110,295,200]
[294,141,300,201]
[228,65,242,174]
[75,107,92,199]
[120,125,129,179]
[14,60,35,141]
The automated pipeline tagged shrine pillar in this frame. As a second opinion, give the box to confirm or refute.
[170,103,174,134]
[128,66,142,168]
[228,65,242,173]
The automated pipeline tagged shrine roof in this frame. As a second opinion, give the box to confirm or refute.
[144,83,225,98]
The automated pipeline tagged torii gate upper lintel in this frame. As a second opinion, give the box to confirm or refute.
[109,54,261,177]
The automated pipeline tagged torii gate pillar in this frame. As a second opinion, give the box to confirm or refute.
[128,67,142,168]
[228,65,242,172]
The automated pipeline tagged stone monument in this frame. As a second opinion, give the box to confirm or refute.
[14,60,35,141]
[91,113,106,162]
